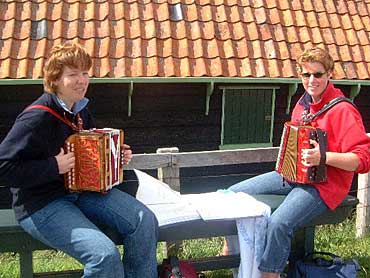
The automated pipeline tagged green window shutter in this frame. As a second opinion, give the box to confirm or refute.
[221,88,275,149]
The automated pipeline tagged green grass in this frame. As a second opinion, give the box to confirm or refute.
[314,214,370,278]
[0,215,369,278]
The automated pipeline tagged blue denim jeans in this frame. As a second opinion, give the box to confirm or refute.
[19,188,159,278]
[229,171,328,274]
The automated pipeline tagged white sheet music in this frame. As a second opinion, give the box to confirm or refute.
[134,169,270,226]
[135,169,182,205]
[134,169,200,227]
[182,192,270,221]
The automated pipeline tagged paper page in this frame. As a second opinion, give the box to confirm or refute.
[183,191,271,221]
[134,169,200,227]
[134,169,181,204]
[133,169,270,227]
[146,203,201,227]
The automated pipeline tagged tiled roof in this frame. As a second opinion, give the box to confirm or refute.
[1,0,370,80]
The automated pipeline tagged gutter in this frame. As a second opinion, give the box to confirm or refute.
[1,77,370,86]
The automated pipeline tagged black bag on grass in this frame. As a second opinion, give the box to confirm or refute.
[288,251,362,278]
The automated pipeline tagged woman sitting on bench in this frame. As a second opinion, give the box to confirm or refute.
[224,47,370,278]
[0,42,159,278]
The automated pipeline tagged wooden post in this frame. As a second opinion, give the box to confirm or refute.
[156,147,182,257]
[156,147,180,192]
[356,134,370,238]
[356,171,370,238]
[19,251,33,278]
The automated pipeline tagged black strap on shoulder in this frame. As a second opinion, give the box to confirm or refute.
[304,97,355,124]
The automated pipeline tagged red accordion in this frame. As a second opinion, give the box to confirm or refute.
[64,128,124,193]
[275,122,327,183]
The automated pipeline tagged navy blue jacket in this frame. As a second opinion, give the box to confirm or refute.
[0,93,94,220]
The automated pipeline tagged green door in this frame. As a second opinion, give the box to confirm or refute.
[221,88,276,149]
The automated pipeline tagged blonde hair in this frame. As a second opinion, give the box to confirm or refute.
[43,42,92,93]
[296,47,334,73]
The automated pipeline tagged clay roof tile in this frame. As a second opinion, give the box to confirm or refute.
[1,0,369,79]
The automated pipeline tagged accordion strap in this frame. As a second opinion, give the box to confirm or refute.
[303,97,355,124]
[26,104,83,131]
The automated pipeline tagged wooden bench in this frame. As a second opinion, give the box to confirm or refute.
[0,194,358,278]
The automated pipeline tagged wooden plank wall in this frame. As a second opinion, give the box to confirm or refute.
[0,85,43,141]
[88,83,222,153]
[1,83,369,154]
[0,83,369,211]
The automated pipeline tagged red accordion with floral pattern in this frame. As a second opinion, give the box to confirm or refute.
[275,122,327,184]
[64,128,124,193]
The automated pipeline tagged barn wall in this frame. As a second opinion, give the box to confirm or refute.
[0,83,369,209]
[0,83,222,154]
[1,83,368,153]
[0,85,43,141]
[88,83,222,153]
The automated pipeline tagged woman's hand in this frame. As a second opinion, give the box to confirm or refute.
[302,140,360,171]
[122,144,132,165]
[55,148,75,174]
[301,139,322,167]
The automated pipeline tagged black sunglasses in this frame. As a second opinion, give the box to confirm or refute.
[301,72,327,78]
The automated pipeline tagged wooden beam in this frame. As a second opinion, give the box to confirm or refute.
[172,147,279,168]
[156,147,180,192]
[356,134,370,238]
[125,153,172,170]
[350,84,361,101]
[127,81,134,117]
[356,169,370,237]
[127,147,279,170]
[205,81,214,115]
[286,83,298,114]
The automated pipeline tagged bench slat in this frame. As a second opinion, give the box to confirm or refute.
[0,194,358,277]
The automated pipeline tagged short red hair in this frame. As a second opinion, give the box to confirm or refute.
[43,42,92,93]
[296,47,334,74]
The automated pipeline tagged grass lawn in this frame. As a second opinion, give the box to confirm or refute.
[314,214,370,278]
[0,214,369,278]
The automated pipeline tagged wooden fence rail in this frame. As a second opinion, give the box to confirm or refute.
[125,146,369,238]
[126,147,280,170]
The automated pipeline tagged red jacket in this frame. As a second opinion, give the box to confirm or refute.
[290,82,370,210]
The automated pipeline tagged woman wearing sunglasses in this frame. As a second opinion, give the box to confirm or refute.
[224,47,370,278]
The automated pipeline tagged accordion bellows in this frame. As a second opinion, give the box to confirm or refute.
[64,128,124,193]
[276,122,327,184]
